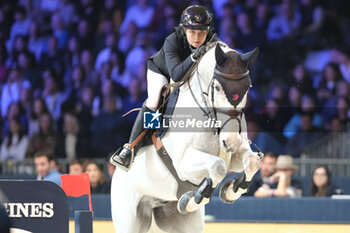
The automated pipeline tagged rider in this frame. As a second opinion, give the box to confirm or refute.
[110,5,217,169]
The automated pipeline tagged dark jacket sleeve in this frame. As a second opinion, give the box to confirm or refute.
[163,34,194,82]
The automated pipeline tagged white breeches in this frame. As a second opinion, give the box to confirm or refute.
[146,69,168,110]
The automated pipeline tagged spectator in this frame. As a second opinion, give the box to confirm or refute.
[90,95,130,157]
[122,78,147,123]
[92,78,126,115]
[118,21,138,54]
[95,33,117,72]
[247,118,284,154]
[76,19,94,51]
[27,21,46,62]
[50,13,69,50]
[287,85,302,113]
[64,36,80,72]
[254,3,271,31]
[0,117,29,161]
[99,0,125,32]
[311,165,340,197]
[289,63,314,94]
[84,160,110,194]
[299,0,324,37]
[110,49,125,86]
[255,155,302,197]
[34,153,62,186]
[267,1,301,41]
[94,18,114,54]
[80,49,98,86]
[284,95,323,139]
[57,0,76,27]
[76,0,99,32]
[18,51,41,89]
[1,67,31,118]
[55,113,91,159]
[124,32,157,76]
[285,112,324,157]
[42,68,66,121]
[19,86,32,115]
[316,63,343,104]
[6,7,31,52]
[63,65,86,109]
[76,85,94,138]
[235,11,264,52]
[26,113,57,158]
[246,152,277,196]
[28,97,49,138]
[119,0,154,33]
[331,50,350,84]
[218,17,236,45]
[69,159,84,175]
[259,98,290,143]
[2,101,28,137]
[39,36,64,70]
[328,116,346,133]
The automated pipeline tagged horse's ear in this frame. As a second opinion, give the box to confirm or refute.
[240,47,259,66]
[215,44,228,66]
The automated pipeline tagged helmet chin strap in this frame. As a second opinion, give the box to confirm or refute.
[190,45,197,52]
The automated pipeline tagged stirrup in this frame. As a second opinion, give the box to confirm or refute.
[110,144,135,171]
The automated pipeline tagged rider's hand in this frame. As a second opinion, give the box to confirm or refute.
[192,45,207,60]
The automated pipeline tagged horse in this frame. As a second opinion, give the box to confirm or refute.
[111,42,261,233]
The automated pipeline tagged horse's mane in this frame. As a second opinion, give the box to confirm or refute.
[196,41,234,84]
[206,41,227,51]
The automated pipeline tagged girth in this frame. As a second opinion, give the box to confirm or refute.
[151,132,198,199]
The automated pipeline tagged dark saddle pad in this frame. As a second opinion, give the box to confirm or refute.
[142,88,180,147]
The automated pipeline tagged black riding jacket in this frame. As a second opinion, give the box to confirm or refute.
[147,27,214,82]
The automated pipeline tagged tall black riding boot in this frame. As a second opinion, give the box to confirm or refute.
[110,103,151,169]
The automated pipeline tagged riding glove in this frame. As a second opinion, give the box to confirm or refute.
[192,45,207,60]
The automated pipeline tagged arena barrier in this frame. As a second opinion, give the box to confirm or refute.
[72,194,350,224]
[0,180,93,233]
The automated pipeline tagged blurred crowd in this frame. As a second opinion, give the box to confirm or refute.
[0,0,349,172]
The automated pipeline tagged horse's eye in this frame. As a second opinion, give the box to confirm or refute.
[215,85,220,91]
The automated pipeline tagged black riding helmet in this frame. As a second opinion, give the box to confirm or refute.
[180,5,213,31]
[176,5,215,49]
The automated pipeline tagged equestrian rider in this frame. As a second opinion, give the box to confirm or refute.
[110,5,217,169]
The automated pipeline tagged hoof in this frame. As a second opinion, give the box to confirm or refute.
[177,191,195,214]
[219,180,236,204]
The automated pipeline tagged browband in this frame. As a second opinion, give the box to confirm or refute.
[214,69,249,80]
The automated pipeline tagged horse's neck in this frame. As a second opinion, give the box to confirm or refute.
[177,73,209,108]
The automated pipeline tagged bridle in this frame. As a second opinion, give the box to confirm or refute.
[187,56,250,135]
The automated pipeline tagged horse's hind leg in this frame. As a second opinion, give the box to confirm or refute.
[153,202,205,233]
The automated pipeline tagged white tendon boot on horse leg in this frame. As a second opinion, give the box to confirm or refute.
[220,150,260,203]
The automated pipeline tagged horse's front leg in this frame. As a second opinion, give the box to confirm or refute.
[220,142,261,204]
[176,147,226,214]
